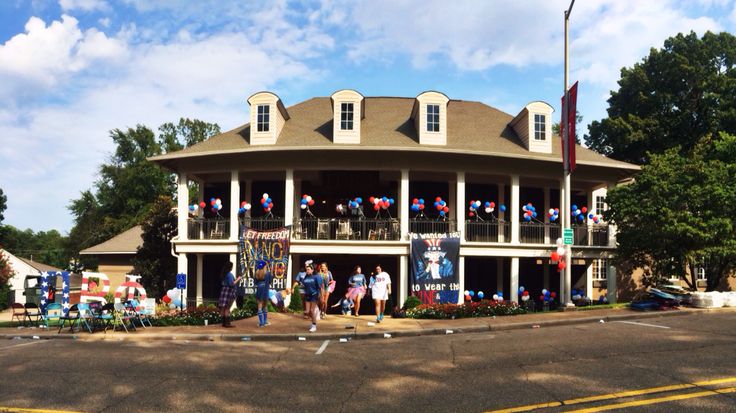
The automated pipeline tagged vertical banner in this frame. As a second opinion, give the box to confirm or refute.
[238,226,290,294]
[410,232,460,304]
[40,271,70,316]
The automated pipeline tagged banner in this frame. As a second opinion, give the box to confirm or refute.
[410,232,460,304]
[561,80,578,173]
[238,226,290,294]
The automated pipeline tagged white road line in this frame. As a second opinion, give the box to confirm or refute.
[0,340,46,351]
[316,340,330,355]
[614,320,671,329]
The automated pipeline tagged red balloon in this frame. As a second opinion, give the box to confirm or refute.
[374,204,380,211]
[469,212,475,217]
[539,295,545,301]
[490,202,495,208]
[550,292,557,298]
[210,200,216,206]
[523,291,529,296]
[413,198,418,204]
[469,200,475,206]
[582,207,588,213]
[550,252,560,262]
[435,197,441,202]
[369,196,375,204]
[443,206,449,213]
[199,201,206,209]
[162,295,171,304]
[308,200,315,206]
[419,204,425,210]
[558,261,567,270]
[465,294,471,301]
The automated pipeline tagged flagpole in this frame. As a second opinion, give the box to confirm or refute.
[563,0,575,308]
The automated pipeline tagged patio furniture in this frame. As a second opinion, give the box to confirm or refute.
[42,303,63,328]
[24,303,43,327]
[112,302,136,333]
[10,303,26,326]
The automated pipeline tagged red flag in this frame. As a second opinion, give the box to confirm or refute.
[561,81,578,173]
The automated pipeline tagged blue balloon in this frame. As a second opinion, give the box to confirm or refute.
[419,198,425,204]
[519,286,525,293]
[477,291,484,299]
[500,204,507,212]
[485,201,491,207]
[572,204,578,211]
[356,197,362,204]
[389,198,395,205]
[301,199,307,204]
[267,197,272,203]
[588,213,594,219]
[532,211,537,218]
[469,290,475,297]
[440,211,446,216]
[524,215,531,221]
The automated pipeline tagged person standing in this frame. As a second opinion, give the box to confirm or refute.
[347,265,367,316]
[254,260,273,327]
[370,265,391,323]
[218,261,242,328]
[301,263,323,332]
[318,262,334,318]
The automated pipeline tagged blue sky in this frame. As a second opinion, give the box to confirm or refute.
[1,0,734,234]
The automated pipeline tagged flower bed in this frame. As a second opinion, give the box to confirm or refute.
[406,299,526,319]
[152,305,255,326]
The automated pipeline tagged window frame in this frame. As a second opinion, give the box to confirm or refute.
[340,102,354,131]
[592,259,608,281]
[426,104,440,132]
[256,104,270,132]
[533,114,546,141]
[595,195,606,214]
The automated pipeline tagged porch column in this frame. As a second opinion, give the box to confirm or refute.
[498,183,506,242]
[400,169,409,239]
[177,253,188,303]
[457,256,465,304]
[177,172,188,241]
[244,179,252,218]
[607,263,617,304]
[229,171,240,241]
[607,182,617,247]
[586,188,594,246]
[197,181,204,218]
[456,172,465,238]
[399,255,408,307]
[585,259,593,300]
[544,186,551,244]
[196,253,203,306]
[510,257,519,302]
[496,258,504,295]
[285,169,295,226]
[510,175,520,244]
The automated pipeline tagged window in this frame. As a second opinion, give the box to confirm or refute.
[340,102,354,130]
[696,267,706,280]
[534,114,546,140]
[596,196,606,215]
[257,105,270,132]
[427,104,440,132]
[592,259,607,281]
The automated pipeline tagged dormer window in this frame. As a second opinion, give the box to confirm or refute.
[534,114,546,140]
[427,104,440,132]
[257,105,270,132]
[340,102,354,130]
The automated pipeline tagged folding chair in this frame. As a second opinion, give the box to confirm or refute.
[24,303,42,327]
[10,303,27,326]
[113,302,136,333]
[43,303,63,329]
[75,303,94,333]
[96,303,115,332]
[58,304,79,333]
[209,220,225,239]
[336,220,352,240]
[126,299,152,328]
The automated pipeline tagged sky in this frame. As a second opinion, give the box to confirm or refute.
[0,0,734,234]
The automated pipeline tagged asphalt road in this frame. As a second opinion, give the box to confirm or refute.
[1,311,735,413]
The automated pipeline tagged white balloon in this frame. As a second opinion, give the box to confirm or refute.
[548,208,554,215]
[464,290,469,296]
[166,289,178,299]
[556,237,564,247]
[300,204,307,209]
[492,294,499,301]
[306,196,312,202]
[522,295,529,301]
[263,193,269,199]
[542,289,548,294]
[485,207,492,213]
[556,246,566,256]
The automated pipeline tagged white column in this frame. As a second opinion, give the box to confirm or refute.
[229,171,240,241]
[449,181,456,225]
[400,169,409,239]
[177,253,188,303]
[586,259,594,300]
[457,256,465,304]
[287,254,293,291]
[607,182,617,247]
[177,172,188,241]
[607,263,617,304]
[586,188,594,246]
[244,180,252,218]
[496,258,503,295]
[285,169,295,226]
[456,172,465,239]
[510,175,520,244]
[399,255,408,307]
[196,254,203,306]
[510,257,519,302]
[544,186,551,244]
[197,181,204,218]
[498,183,506,242]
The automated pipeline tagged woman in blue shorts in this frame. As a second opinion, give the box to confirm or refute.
[254,260,272,327]
[301,263,323,332]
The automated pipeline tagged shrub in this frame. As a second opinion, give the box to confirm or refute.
[407,299,526,319]
[151,301,256,326]
[289,286,302,312]
[402,295,422,311]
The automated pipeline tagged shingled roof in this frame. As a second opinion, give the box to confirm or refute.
[79,225,143,255]
[149,96,637,171]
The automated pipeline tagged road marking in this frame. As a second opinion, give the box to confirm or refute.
[0,407,83,413]
[564,386,736,413]
[315,340,329,355]
[613,320,671,329]
[0,340,46,351]
[487,376,736,412]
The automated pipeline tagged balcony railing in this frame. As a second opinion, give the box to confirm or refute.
[240,216,286,231]
[187,218,231,240]
[465,220,510,242]
[409,219,457,234]
[520,222,558,244]
[293,218,401,241]
[573,225,609,247]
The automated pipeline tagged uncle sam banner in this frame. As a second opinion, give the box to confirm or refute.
[238,226,291,294]
[410,232,460,304]
[40,271,71,316]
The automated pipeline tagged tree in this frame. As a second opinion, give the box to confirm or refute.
[605,134,736,290]
[0,187,6,224]
[552,111,583,144]
[158,118,221,152]
[585,31,736,164]
[132,195,177,299]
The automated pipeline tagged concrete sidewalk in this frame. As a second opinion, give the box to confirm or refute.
[3,306,733,342]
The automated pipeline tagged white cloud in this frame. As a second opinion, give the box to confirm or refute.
[59,0,109,12]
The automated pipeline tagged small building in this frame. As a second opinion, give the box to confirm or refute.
[79,225,143,290]
[1,248,62,304]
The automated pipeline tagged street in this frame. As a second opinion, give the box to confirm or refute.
[1,311,735,412]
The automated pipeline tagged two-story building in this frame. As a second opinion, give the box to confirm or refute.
[149,90,639,310]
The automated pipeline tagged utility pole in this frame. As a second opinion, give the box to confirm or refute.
[562,0,575,308]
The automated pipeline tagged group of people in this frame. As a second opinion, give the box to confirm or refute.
[292,260,392,332]
[217,259,392,332]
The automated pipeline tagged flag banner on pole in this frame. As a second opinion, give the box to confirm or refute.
[238,226,291,294]
[561,81,578,173]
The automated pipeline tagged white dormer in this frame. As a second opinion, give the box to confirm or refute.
[411,91,450,145]
[247,91,290,145]
[330,89,364,144]
[509,101,554,154]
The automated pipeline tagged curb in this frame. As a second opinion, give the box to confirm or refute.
[2,307,718,342]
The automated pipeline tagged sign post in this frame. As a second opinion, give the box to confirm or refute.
[176,273,186,311]
[563,228,574,245]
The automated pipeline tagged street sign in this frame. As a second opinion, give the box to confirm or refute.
[563,228,574,245]
[176,273,186,290]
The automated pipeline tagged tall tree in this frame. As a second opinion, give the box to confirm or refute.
[132,195,177,299]
[159,118,221,152]
[585,31,736,164]
[605,134,736,290]
[0,187,6,224]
